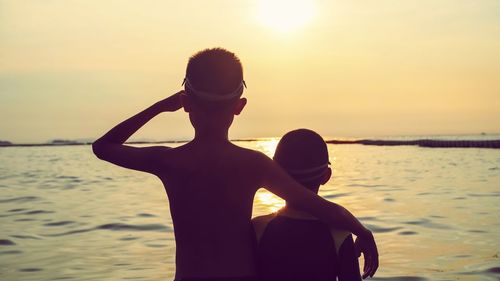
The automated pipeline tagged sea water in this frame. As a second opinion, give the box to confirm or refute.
[1,139,499,281]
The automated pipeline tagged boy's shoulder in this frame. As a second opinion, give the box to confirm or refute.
[252,209,352,254]
[226,142,268,155]
[170,141,268,157]
[251,213,278,242]
[163,141,272,172]
[223,143,275,171]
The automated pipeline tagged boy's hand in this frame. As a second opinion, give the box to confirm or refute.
[155,91,184,112]
[354,231,379,279]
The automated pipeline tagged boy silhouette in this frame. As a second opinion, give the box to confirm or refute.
[92,48,378,281]
[253,129,362,281]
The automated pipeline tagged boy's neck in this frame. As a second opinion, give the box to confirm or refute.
[193,129,230,144]
[285,186,319,210]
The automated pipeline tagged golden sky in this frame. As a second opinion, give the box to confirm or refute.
[1,0,499,142]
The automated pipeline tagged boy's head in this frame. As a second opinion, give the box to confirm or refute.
[273,129,331,193]
[181,48,247,132]
[185,48,244,98]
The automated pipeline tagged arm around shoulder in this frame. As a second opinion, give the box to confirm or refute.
[256,153,367,235]
[256,153,379,277]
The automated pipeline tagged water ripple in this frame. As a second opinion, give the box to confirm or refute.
[0,239,16,245]
[137,213,156,218]
[43,221,75,227]
[7,208,27,212]
[0,250,23,255]
[399,231,418,235]
[347,183,385,188]
[404,218,452,230]
[323,192,351,199]
[43,223,171,237]
[24,210,54,215]
[10,234,42,240]
[365,224,402,233]
[97,223,169,232]
[372,277,428,281]
[458,266,500,277]
[19,268,43,272]
[468,192,500,197]
[0,196,40,203]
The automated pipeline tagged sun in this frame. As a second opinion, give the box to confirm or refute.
[257,0,317,33]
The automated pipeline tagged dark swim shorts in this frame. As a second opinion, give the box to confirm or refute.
[175,277,258,281]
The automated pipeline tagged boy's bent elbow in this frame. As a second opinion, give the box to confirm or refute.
[92,140,107,160]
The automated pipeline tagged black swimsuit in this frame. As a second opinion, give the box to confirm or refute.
[253,212,362,281]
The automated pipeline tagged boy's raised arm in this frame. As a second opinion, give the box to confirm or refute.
[259,154,379,278]
[92,92,183,174]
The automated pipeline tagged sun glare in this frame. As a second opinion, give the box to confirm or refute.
[256,191,285,213]
[254,138,280,157]
[257,0,317,33]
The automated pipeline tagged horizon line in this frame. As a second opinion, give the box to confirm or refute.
[2,132,500,146]
[2,135,500,149]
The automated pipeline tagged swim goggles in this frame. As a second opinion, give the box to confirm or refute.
[182,78,246,101]
[286,162,331,182]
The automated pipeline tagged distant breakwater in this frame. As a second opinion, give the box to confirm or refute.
[326,139,500,149]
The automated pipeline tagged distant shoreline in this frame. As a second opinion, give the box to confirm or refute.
[2,138,500,149]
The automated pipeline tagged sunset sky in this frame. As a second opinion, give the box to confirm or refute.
[1,0,499,143]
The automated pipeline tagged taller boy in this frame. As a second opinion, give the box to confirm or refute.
[93,48,378,281]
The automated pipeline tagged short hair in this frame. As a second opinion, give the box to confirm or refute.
[273,129,329,188]
[186,48,243,98]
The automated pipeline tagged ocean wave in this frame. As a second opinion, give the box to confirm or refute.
[0,196,40,204]
[43,223,171,237]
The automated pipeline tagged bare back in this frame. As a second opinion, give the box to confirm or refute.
[156,141,265,279]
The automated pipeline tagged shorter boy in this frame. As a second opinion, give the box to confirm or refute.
[252,129,362,281]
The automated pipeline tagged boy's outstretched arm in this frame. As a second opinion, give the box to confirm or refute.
[92,92,183,173]
[259,154,379,278]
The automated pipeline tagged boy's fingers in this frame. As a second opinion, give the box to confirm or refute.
[370,258,379,277]
[361,250,379,279]
[356,232,379,278]
[157,91,184,112]
[367,256,379,278]
[362,255,371,279]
